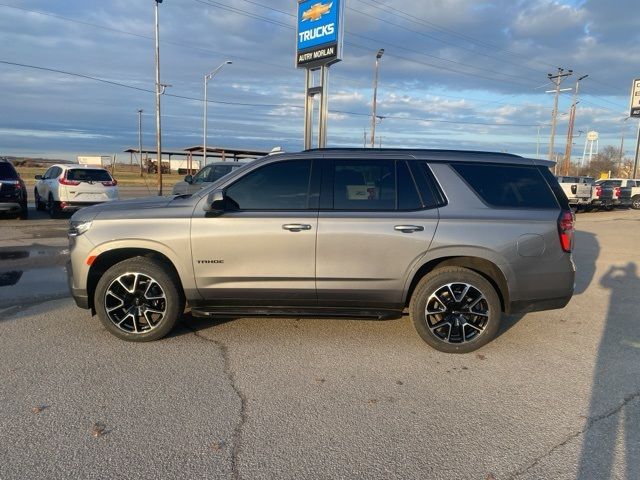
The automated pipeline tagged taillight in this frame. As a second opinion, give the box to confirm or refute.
[59,172,80,186]
[558,210,575,253]
[614,187,620,198]
[101,179,117,187]
[594,185,602,197]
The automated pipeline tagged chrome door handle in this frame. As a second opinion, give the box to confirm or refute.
[394,225,424,233]
[282,224,312,232]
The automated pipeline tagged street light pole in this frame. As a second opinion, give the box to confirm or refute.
[203,61,232,166]
[370,48,384,148]
[138,109,143,177]
[154,0,163,195]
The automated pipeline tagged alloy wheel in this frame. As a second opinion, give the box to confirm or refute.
[104,272,167,334]
[424,282,490,344]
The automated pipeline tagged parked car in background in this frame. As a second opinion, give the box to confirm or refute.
[34,164,118,218]
[171,161,250,196]
[594,178,633,209]
[68,148,575,353]
[556,175,594,210]
[0,159,28,219]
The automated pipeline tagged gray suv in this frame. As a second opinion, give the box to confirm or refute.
[67,149,575,353]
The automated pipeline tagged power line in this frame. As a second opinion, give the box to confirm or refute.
[354,0,559,73]
[0,59,547,128]
[193,0,540,89]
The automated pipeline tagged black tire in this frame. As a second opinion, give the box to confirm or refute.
[94,256,185,342]
[47,194,61,218]
[604,205,614,212]
[409,267,502,354]
[34,189,45,211]
[632,195,640,210]
[18,202,28,220]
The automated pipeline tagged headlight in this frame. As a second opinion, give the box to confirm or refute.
[68,220,92,237]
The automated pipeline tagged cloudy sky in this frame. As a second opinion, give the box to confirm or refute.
[0,0,637,161]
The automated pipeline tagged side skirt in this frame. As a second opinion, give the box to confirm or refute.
[190,306,404,321]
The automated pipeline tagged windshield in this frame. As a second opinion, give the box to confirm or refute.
[66,169,112,182]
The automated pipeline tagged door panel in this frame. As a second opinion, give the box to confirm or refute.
[190,157,319,306]
[191,211,318,305]
[315,158,439,308]
[316,211,438,307]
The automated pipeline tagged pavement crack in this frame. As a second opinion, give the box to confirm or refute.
[508,390,640,479]
[182,323,247,480]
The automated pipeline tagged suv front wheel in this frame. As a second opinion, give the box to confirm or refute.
[410,267,501,353]
[94,257,185,341]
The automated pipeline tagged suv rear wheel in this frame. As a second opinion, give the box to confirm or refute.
[94,257,185,342]
[410,267,501,353]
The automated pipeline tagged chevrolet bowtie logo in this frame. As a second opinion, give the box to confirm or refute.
[302,2,333,22]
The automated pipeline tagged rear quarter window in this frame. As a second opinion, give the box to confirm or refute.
[452,163,559,209]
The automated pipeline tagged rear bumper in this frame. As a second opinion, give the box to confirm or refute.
[66,260,89,309]
[59,201,112,212]
[508,295,572,314]
[0,201,23,212]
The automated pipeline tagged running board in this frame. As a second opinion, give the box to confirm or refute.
[190,306,403,321]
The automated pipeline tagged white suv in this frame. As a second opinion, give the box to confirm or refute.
[34,164,119,218]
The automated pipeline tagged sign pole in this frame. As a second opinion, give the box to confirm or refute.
[304,69,313,150]
[318,65,329,148]
[296,0,343,150]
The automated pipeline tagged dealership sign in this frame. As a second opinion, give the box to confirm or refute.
[630,78,640,118]
[296,0,344,68]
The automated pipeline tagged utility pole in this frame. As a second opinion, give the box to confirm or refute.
[363,129,367,148]
[547,67,573,161]
[634,120,640,179]
[154,0,163,195]
[138,109,143,177]
[561,74,587,175]
[536,126,541,158]
[203,61,232,167]
[153,0,171,195]
[619,116,630,176]
[370,48,384,148]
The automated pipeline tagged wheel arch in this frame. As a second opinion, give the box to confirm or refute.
[87,248,185,312]
[405,256,510,313]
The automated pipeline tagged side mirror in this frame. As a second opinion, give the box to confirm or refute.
[35,175,42,180]
[184,175,193,184]
[204,190,226,216]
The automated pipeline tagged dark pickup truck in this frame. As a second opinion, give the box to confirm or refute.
[594,179,633,209]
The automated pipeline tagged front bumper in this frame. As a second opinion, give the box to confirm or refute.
[66,260,89,309]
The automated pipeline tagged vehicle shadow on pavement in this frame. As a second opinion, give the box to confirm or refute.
[572,231,599,295]
[577,262,640,479]
[172,311,238,337]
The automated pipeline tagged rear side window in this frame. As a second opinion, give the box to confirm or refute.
[0,162,18,179]
[66,169,112,182]
[333,159,396,210]
[452,163,558,209]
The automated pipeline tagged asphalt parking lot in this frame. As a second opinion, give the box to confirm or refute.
[0,205,638,479]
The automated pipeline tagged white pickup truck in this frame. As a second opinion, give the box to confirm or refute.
[556,176,594,209]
